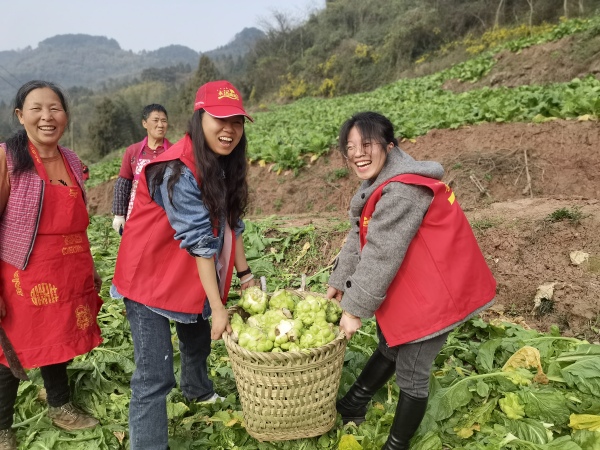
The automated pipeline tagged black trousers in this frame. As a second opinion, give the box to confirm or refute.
[377,324,450,398]
[0,362,70,430]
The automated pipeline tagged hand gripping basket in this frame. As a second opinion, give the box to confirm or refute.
[223,305,347,441]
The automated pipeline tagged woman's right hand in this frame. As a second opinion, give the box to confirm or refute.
[240,276,257,293]
[211,306,232,341]
[112,215,125,234]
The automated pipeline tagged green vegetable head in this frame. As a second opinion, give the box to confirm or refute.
[263,309,289,327]
[338,434,362,450]
[299,330,317,349]
[230,313,246,337]
[499,392,525,419]
[239,286,268,315]
[287,342,301,352]
[269,289,299,312]
[238,326,273,352]
[230,312,245,327]
[295,295,328,326]
[296,322,336,349]
[325,301,342,324]
[273,319,302,345]
[246,314,265,330]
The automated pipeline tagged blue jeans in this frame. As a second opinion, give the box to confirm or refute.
[124,298,214,450]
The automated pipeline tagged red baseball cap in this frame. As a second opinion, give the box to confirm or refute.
[194,80,253,122]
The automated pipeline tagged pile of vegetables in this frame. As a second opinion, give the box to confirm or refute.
[231,286,342,352]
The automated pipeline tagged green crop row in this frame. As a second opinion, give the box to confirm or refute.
[243,14,600,171]
[246,76,600,170]
[86,15,600,180]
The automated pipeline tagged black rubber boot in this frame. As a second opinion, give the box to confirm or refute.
[336,349,396,425]
[382,391,428,450]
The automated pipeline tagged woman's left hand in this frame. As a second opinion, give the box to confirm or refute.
[326,285,343,302]
[240,277,257,293]
[93,268,102,293]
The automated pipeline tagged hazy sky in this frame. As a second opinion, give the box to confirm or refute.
[1,0,325,53]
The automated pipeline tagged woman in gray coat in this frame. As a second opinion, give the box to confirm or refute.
[327,111,495,449]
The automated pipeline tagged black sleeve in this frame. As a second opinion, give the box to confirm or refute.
[112,177,133,215]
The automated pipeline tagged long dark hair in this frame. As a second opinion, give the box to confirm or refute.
[147,109,248,227]
[338,111,398,160]
[4,80,70,175]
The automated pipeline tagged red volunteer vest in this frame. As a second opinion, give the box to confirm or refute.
[360,174,496,346]
[0,143,86,270]
[112,135,236,313]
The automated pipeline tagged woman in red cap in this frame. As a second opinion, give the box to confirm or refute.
[113,80,256,450]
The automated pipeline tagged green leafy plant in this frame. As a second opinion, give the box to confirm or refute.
[13,215,600,449]
[327,168,349,182]
[545,206,587,224]
[86,156,124,188]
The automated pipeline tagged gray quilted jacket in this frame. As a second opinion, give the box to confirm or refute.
[328,146,444,319]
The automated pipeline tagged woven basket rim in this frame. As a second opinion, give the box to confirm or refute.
[223,328,346,360]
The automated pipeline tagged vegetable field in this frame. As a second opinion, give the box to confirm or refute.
[11,215,600,449]
[243,16,600,172]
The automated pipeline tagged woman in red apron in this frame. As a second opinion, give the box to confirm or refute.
[111,104,172,235]
[0,80,103,450]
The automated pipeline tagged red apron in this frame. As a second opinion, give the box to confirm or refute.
[126,137,171,220]
[0,144,102,369]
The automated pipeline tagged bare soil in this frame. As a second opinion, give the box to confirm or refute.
[86,33,600,341]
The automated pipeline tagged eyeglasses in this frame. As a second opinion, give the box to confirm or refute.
[343,141,381,159]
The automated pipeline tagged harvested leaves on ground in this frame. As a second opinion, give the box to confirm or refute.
[9,216,600,449]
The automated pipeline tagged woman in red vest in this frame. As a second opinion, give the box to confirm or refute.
[112,80,256,450]
[0,80,103,450]
[327,112,496,450]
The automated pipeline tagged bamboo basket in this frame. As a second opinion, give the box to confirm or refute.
[224,293,347,442]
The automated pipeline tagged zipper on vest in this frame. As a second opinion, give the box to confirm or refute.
[23,180,44,269]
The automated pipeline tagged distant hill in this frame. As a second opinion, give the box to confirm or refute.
[0,28,264,103]
[206,28,265,59]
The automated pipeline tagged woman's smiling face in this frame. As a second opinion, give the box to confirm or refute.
[345,126,391,181]
[201,113,244,157]
[15,87,68,153]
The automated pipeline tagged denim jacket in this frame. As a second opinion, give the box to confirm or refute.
[147,163,244,322]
